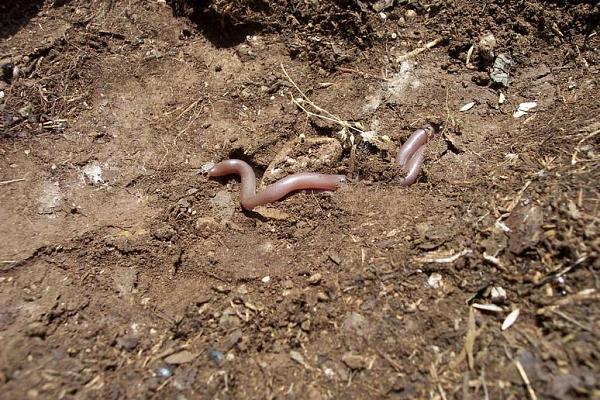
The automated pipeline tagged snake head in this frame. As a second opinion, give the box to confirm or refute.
[424,123,440,141]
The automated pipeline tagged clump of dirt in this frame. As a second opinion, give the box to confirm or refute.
[1,33,101,136]
[0,0,45,39]
[433,0,600,65]
[168,0,378,68]
[168,0,600,70]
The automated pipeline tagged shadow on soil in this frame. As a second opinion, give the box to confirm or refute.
[0,0,47,40]
[166,0,262,48]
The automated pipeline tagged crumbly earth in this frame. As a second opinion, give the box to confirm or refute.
[1,1,599,399]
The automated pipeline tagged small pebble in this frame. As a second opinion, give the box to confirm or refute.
[116,335,139,351]
[328,252,341,265]
[322,366,335,379]
[405,9,417,19]
[164,350,196,365]
[290,350,307,367]
[491,286,507,304]
[342,353,366,370]
[25,321,47,338]
[427,273,443,289]
[199,162,215,174]
[301,320,311,332]
[1,63,13,82]
[261,276,271,283]
[282,279,294,289]
[156,366,173,378]
[223,329,242,350]
[195,217,218,238]
[478,33,497,64]
[208,348,224,366]
[308,273,322,285]
[213,285,230,294]
[317,291,329,302]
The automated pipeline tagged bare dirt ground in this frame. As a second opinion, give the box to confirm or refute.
[1,0,599,399]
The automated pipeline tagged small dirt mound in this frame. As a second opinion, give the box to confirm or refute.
[167,0,376,68]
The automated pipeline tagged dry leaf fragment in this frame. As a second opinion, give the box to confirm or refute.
[472,303,504,313]
[415,248,472,264]
[498,92,506,104]
[513,102,537,118]
[460,101,475,112]
[502,308,520,330]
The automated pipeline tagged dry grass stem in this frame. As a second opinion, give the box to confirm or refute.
[0,178,26,186]
[465,44,475,69]
[466,306,476,370]
[396,37,444,63]
[481,369,490,400]
[504,180,532,214]
[571,129,599,165]
[415,248,472,264]
[550,309,597,336]
[280,63,364,135]
[514,359,538,400]
[377,349,402,372]
[429,360,448,400]
[175,97,202,121]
